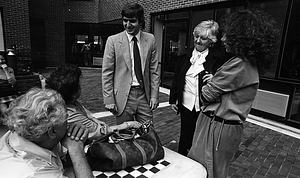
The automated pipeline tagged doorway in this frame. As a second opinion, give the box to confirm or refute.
[161,21,188,88]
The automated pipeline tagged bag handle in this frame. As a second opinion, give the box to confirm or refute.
[92,120,153,143]
[111,129,136,140]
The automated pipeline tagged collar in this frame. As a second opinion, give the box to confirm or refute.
[125,31,141,43]
[190,48,209,65]
[67,102,77,112]
[3,131,59,163]
[67,100,83,112]
[195,48,209,56]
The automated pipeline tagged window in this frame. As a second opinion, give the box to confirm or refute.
[290,87,300,123]
[250,0,289,79]
[279,0,300,81]
[165,12,189,20]
[76,35,88,44]
[92,36,104,54]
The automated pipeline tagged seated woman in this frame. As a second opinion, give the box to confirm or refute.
[46,64,141,140]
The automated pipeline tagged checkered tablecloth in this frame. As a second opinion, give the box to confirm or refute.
[0,95,17,104]
[93,159,170,178]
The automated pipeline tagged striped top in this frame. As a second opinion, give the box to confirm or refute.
[67,100,109,139]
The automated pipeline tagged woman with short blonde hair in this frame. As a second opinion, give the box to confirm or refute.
[169,20,225,156]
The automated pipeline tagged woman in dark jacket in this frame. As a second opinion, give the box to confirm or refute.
[169,20,225,156]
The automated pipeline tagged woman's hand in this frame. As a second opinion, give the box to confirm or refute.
[67,123,89,141]
[202,73,213,84]
[171,104,178,113]
[126,121,142,129]
[110,121,142,132]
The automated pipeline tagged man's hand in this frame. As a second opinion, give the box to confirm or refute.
[62,123,94,178]
[105,104,118,113]
[150,98,159,110]
[61,133,84,152]
[67,123,89,141]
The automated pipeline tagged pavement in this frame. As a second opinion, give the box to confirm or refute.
[20,67,300,177]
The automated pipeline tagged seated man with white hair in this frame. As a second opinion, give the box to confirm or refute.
[0,87,94,178]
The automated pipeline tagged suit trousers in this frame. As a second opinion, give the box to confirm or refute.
[178,105,200,156]
[116,86,153,124]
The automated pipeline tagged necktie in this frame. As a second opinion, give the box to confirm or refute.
[132,36,143,87]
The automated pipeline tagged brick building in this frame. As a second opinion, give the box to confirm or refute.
[1,0,300,128]
[28,0,229,68]
[0,0,31,58]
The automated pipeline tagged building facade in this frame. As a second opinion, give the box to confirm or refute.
[0,0,31,73]
[1,0,300,128]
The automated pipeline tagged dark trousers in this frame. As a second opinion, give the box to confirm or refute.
[83,53,92,66]
[178,105,200,156]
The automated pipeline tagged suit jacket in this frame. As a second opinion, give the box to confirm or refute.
[102,30,160,116]
[169,48,224,113]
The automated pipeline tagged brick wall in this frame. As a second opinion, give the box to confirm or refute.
[0,1,31,53]
[65,0,100,23]
[27,0,228,67]
[29,0,66,67]
[29,0,101,67]
[99,0,226,32]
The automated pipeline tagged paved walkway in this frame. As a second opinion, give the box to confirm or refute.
[39,67,300,178]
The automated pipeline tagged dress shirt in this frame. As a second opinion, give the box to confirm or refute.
[182,48,209,112]
[0,131,68,178]
[125,31,141,86]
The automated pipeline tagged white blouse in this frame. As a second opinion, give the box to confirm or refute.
[182,48,208,112]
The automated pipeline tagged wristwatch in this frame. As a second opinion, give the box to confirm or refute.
[124,122,130,129]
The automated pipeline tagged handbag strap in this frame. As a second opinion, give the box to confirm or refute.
[132,140,147,164]
[115,143,127,169]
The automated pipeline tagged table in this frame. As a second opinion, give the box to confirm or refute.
[93,147,207,178]
[151,147,207,178]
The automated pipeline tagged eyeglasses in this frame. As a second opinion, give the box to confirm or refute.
[123,18,138,23]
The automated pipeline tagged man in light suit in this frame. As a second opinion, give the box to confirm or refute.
[102,2,160,124]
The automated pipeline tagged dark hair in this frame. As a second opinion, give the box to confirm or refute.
[121,2,145,29]
[46,64,82,104]
[220,9,279,73]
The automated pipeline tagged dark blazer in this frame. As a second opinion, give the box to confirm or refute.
[169,48,225,113]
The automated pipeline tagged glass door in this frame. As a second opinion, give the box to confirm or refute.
[161,21,188,88]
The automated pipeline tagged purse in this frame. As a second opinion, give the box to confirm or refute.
[86,122,165,171]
